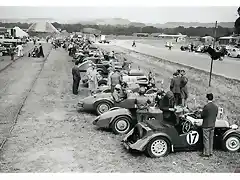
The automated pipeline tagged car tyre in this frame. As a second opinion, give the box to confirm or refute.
[98,79,107,87]
[145,136,170,158]
[237,55,240,58]
[95,101,113,115]
[222,134,240,152]
[111,116,132,134]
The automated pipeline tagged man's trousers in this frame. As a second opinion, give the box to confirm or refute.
[203,127,215,156]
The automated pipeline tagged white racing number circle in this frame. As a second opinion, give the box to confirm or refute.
[186,131,199,145]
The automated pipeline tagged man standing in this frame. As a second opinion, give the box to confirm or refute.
[180,70,188,107]
[135,87,151,122]
[170,72,182,106]
[9,45,15,61]
[17,43,23,57]
[38,43,44,58]
[110,68,122,93]
[235,7,240,35]
[72,61,81,95]
[201,93,218,157]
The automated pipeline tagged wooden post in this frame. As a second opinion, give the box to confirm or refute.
[209,21,218,87]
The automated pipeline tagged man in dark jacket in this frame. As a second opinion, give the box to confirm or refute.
[180,70,188,107]
[159,91,177,125]
[170,72,182,106]
[201,93,218,157]
[72,61,81,95]
[38,43,44,58]
[235,7,240,35]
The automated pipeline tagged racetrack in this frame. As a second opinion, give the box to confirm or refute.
[104,40,240,81]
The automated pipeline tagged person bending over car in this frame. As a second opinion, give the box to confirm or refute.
[134,87,151,122]
[112,84,127,103]
[155,89,166,108]
[159,91,177,126]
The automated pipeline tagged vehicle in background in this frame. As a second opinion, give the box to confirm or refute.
[227,48,240,58]
[99,35,110,44]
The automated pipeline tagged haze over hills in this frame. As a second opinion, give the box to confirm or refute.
[0,18,235,29]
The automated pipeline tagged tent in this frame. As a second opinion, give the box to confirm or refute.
[13,26,29,38]
[27,22,60,33]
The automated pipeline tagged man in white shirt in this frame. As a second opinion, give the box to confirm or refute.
[17,43,23,57]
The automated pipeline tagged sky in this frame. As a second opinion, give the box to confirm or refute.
[0,6,239,23]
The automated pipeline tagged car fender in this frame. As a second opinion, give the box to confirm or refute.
[109,109,133,126]
[142,132,173,151]
[94,98,114,108]
[222,129,240,140]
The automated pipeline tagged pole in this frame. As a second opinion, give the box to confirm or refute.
[209,21,218,87]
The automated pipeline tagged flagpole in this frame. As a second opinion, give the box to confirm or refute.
[209,21,218,87]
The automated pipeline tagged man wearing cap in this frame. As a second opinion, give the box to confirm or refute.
[135,87,151,122]
[170,72,182,106]
[180,70,188,107]
[72,61,81,95]
[200,93,218,157]
[112,84,127,103]
[110,67,122,93]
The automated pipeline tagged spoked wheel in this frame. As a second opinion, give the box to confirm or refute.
[223,135,240,152]
[145,137,170,158]
[111,116,131,134]
[96,101,112,115]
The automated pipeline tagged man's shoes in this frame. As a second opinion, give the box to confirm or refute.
[200,154,210,158]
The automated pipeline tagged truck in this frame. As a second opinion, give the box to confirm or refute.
[99,35,110,44]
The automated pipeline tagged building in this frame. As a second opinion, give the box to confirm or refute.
[218,36,240,46]
[132,33,149,37]
[200,36,214,44]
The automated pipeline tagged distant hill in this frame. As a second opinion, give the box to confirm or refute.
[147,22,235,28]
[0,18,235,28]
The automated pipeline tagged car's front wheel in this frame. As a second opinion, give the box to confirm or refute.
[96,101,112,115]
[223,134,240,152]
[111,116,131,134]
[145,136,170,158]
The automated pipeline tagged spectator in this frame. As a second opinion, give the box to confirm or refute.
[180,70,189,107]
[200,93,218,157]
[72,61,81,95]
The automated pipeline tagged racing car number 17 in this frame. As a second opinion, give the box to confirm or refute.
[186,131,199,145]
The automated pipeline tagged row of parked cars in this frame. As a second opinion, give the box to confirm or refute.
[180,44,240,58]
[69,38,240,158]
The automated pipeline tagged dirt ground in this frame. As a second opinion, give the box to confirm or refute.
[0,43,239,173]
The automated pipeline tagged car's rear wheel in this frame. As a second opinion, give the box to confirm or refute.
[98,79,107,87]
[111,116,131,134]
[96,101,112,115]
[223,134,240,152]
[145,136,170,158]
[237,55,240,58]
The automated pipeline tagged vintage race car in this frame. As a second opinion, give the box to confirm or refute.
[122,110,240,157]
[77,90,157,115]
[93,106,164,134]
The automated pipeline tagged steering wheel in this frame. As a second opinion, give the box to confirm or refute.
[182,119,193,134]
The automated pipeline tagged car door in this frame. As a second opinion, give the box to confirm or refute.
[172,128,202,150]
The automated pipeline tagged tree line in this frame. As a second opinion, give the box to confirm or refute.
[0,22,235,37]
